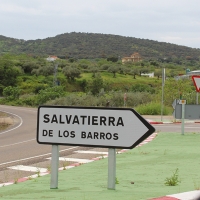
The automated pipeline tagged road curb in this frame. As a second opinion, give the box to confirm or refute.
[150,190,200,200]
[149,121,200,124]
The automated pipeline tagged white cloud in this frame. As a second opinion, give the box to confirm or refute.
[0,0,200,48]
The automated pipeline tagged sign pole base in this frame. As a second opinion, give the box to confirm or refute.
[181,104,185,135]
[50,145,59,189]
[107,148,116,190]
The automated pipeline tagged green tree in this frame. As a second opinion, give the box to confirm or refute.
[130,68,139,79]
[62,66,81,81]
[159,78,193,106]
[37,86,65,104]
[89,73,104,95]
[108,65,119,78]
[0,57,22,92]
[154,69,162,79]
[22,61,39,74]
[107,56,118,62]
[138,67,150,76]
[88,66,99,78]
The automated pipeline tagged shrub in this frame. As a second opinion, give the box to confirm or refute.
[131,83,155,94]
[165,168,181,186]
[3,86,21,101]
[109,91,153,107]
[46,91,154,108]
[37,86,65,105]
[135,102,171,115]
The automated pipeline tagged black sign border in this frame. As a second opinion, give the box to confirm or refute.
[37,105,155,149]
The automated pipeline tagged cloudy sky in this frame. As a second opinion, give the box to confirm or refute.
[0,0,200,48]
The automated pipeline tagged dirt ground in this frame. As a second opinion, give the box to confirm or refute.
[0,111,13,131]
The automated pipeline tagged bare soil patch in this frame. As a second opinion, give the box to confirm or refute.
[0,112,12,131]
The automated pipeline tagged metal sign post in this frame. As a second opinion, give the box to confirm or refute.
[50,145,59,189]
[161,67,165,121]
[107,148,116,190]
[181,103,185,135]
[175,100,186,135]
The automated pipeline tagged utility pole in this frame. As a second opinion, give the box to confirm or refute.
[161,67,165,121]
[53,63,58,86]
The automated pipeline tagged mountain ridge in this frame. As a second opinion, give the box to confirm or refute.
[0,32,199,61]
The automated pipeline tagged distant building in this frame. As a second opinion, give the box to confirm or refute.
[141,72,154,78]
[46,56,58,62]
[122,52,142,64]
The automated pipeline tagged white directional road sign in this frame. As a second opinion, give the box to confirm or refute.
[37,106,155,149]
[192,75,200,92]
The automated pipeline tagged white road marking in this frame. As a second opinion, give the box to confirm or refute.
[0,139,35,148]
[74,150,108,155]
[184,126,200,129]
[0,110,23,135]
[0,146,79,166]
[47,157,94,163]
[8,165,47,173]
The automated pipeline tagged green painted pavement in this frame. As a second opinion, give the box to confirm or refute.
[0,132,200,200]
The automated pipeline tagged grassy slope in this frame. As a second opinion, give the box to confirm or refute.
[18,72,162,93]
[79,72,161,88]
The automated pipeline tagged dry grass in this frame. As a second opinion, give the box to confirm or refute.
[0,112,10,131]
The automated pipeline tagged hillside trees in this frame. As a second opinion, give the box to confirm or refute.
[89,73,104,95]
[21,61,40,74]
[62,64,81,81]
[88,65,99,77]
[108,65,119,78]
[1,32,200,63]
[0,55,22,94]
[130,68,139,79]
[37,86,65,104]
[160,78,194,106]
[3,86,21,100]
[31,64,54,76]
[154,69,162,79]
[138,67,150,76]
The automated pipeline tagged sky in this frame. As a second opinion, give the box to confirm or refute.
[0,0,200,49]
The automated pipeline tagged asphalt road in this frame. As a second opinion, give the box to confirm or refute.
[0,106,52,166]
[0,105,96,183]
[0,105,199,184]
[153,122,200,133]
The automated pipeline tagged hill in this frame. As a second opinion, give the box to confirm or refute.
[0,32,200,61]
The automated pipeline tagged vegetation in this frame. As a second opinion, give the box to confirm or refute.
[0,32,200,62]
[0,33,199,114]
[0,112,10,131]
[165,168,181,186]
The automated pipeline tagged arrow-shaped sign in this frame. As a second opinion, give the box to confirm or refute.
[37,106,155,149]
[192,75,200,92]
